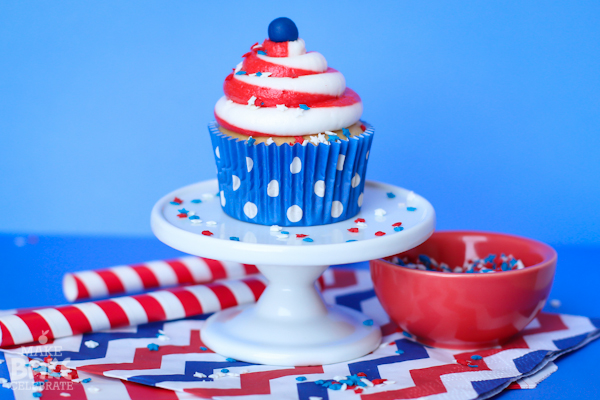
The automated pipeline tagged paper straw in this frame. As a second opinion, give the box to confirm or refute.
[0,276,267,348]
[62,256,259,302]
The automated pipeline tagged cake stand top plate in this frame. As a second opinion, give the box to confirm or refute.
[151,179,435,266]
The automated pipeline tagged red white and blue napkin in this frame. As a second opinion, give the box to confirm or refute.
[1,268,598,400]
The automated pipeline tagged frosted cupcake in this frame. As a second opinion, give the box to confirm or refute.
[210,17,374,226]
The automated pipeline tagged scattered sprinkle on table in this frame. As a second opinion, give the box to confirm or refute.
[200,346,208,351]
[375,231,386,236]
[407,207,417,211]
[348,227,359,233]
[201,230,213,236]
[302,237,314,242]
[147,343,159,351]
[226,358,237,362]
[363,319,374,326]
[386,192,396,198]
[296,376,307,381]
[230,237,239,241]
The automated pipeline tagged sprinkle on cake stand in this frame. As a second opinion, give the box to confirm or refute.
[151,179,436,366]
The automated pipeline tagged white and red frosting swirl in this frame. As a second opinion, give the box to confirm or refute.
[214,38,363,137]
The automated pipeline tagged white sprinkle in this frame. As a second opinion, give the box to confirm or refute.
[266,137,274,145]
[277,234,289,240]
[84,340,99,349]
[384,380,396,385]
[227,372,240,377]
[87,387,100,393]
[270,225,283,232]
[0,360,4,365]
[325,131,337,136]
[516,260,525,269]
[240,369,249,374]
[356,222,368,228]
[234,61,243,73]
[208,374,218,379]
[302,140,308,146]
[217,372,226,378]
[309,397,323,400]
[406,191,416,204]
[309,136,320,146]
[333,376,346,381]
[379,342,391,348]
[252,43,263,49]
[194,372,207,378]
[276,104,288,112]
[259,72,272,78]
[206,221,217,226]
[550,299,561,308]
[2,382,11,389]
[60,393,71,397]
[246,96,260,110]
[202,193,214,200]
[341,383,348,391]
[191,219,203,225]
[295,108,305,117]
[317,133,327,143]
[374,208,387,216]
[361,378,374,387]
[187,211,195,216]
[157,334,169,341]
[0,378,7,384]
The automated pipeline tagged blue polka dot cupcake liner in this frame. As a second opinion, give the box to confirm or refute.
[209,122,374,226]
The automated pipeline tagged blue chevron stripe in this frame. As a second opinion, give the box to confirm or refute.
[0,352,15,400]
[554,332,589,350]
[348,339,429,380]
[513,350,548,374]
[297,381,329,400]
[334,289,376,311]
[127,360,255,386]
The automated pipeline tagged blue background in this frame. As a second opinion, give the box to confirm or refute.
[1,1,599,245]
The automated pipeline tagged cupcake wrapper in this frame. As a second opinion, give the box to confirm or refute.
[209,122,374,226]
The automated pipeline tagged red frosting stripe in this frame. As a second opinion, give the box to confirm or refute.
[261,39,288,57]
[242,52,318,78]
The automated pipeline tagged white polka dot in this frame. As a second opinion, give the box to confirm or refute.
[215,146,220,159]
[331,201,343,218]
[290,157,302,174]
[220,191,226,206]
[337,154,345,171]
[246,157,254,172]
[314,180,325,197]
[366,150,369,160]
[287,205,303,223]
[232,175,240,191]
[267,180,279,197]
[351,173,361,188]
[243,202,258,218]
[358,192,364,207]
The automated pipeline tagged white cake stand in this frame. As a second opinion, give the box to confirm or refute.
[151,179,435,366]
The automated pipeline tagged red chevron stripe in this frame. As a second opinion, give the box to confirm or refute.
[79,330,205,374]
[186,366,324,397]
[123,379,181,400]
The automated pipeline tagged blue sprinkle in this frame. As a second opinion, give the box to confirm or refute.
[82,378,92,383]
[299,104,310,110]
[418,254,432,267]
[327,135,338,142]
[346,239,357,242]
[189,215,200,220]
[387,192,396,198]
[339,379,353,385]
[330,383,342,390]
[296,376,307,381]
[226,358,237,362]
[342,128,350,136]
[280,231,289,234]
[216,191,220,196]
[221,368,229,373]
[302,237,313,242]
[402,331,412,338]
[33,393,42,398]
[501,262,510,271]
[471,355,483,360]
[147,343,159,351]
[407,207,417,212]
[315,380,324,385]
[33,382,43,386]
[255,72,263,77]
[468,364,478,368]
[169,201,180,205]
[50,372,61,377]
[200,346,208,351]
[230,237,240,241]
[178,208,188,214]
[235,71,247,75]
[363,319,374,326]
[191,199,202,203]
[395,349,404,355]
[257,51,267,56]
[246,137,256,146]
[394,226,404,232]
[357,381,367,387]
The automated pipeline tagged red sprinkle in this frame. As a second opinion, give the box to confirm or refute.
[360,124,367,131]
[372,378,387,385]
[375,231,386,236]
[348,227,359,233]
[355,218,366,223]
[202,231,213,236]
[296,234,308,238]
[250,42,259,50]
[294,136,304,144]
[355,388,364,394]
[177,213,188,218]
[241,51,251,58]
[392,222,403,227]
[173,197,183,204]
[357,372,367,377]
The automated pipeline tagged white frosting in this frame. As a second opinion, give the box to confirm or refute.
[286,38,306,56]
[257,51,327,73]
[235,70,346,97]
[215,95,363,136]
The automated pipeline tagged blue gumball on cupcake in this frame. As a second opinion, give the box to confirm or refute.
[268,17,299,42]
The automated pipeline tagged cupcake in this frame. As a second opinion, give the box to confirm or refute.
[210,17,374,226]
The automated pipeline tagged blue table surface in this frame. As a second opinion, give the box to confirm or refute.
[0,233,598,399]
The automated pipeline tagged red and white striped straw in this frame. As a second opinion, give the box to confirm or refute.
[62,256,259,302]
[0,276,267,348]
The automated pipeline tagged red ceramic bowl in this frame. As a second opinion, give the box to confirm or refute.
[370,231,557,349]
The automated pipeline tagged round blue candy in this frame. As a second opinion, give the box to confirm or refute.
[268,17,298,42]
